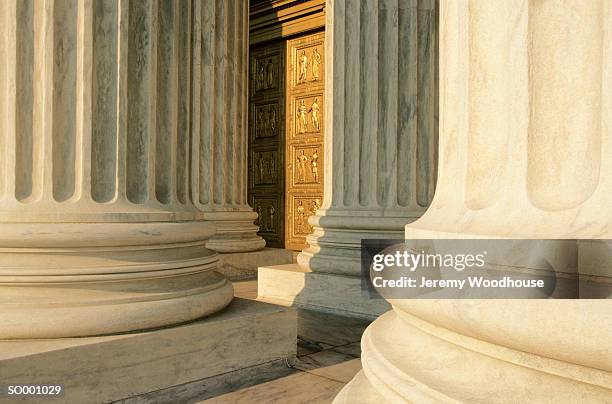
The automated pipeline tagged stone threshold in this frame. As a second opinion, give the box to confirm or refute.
[258,264,390,320]
[217,248,295,281]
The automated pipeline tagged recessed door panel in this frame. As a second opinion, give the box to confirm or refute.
[249,42,285,248]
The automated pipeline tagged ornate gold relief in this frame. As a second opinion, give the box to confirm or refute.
[290,196,321,237]
[293,146,322,185]
[294,95,323,135]
[312,48,321,81]
[292,42,324,87]
[285,32,325,251]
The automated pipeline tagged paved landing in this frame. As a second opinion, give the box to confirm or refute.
[199,280,368,404]
[201,358,361,404]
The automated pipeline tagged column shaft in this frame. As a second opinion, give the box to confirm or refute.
[191,0,265,253]
[298,0,438,275]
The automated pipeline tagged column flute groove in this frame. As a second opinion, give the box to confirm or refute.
[115,0,129,203]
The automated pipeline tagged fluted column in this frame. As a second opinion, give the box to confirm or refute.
[297,0,438,275]
[338,0,612,402]
[0,0,233,339]
[191,0,265,253]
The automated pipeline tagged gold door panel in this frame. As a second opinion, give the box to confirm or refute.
[288,195,322,239]
[289,37,324,88]
[291,144,323,187]
[292,93,323,138]
[285,32,325,250]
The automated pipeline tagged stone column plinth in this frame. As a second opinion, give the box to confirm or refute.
[0,0,234,338]
[337,0,612,402]
[297,0,438,275]
[191,0,265,253]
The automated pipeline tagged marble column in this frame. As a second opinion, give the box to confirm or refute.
[0,0,234,339]
[191,0,265,253]
[297,0,438,275]
[337,0,612,402]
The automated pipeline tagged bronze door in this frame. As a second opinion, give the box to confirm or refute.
[248,31,324,251]
[285,32,324,250]
[249,42,285,248]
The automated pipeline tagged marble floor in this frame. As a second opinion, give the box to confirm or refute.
[200,280,368,404]
[201,359,361,404]
[118,280,370,404]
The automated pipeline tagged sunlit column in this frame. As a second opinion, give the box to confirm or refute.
[337,0,612,402]
[0,0,233,338]
[298,0,438,275]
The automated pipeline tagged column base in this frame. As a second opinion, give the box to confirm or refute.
[205,210,266,253]
[0,298,297,403]
[0,271,233,339]
[217,248,295,280]
[333,370,384,403]
[298,210,422,276]
[338,309,612,403]
[338,223,612,402]
[258,264,390,320]
[0,222,233,338]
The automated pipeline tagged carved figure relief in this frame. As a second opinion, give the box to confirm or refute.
[257,108,265,136]
[257,64,265,91]
[253,199,279,234]
[311,48,321,81]
[295,46,322,85]
[308,199,320,233]
[294,147,321,185]
[267,58,275,88]
[310,98,320,132]
[256,205,265,230]
[297,100,309,133]
[296,201,306,234]
[255,56,278,92]
[296,150,309,183]
[260,154,267,182]
[295,97,322,134]
[310,149,319,183]
[255,151,277,185]
[268,206,275,231]
[269,154,276,182]
[255,104,278,139]
[298,50,308,83]
[310,199,320,215]
[269,106,276,134]
[292,197,321,236]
